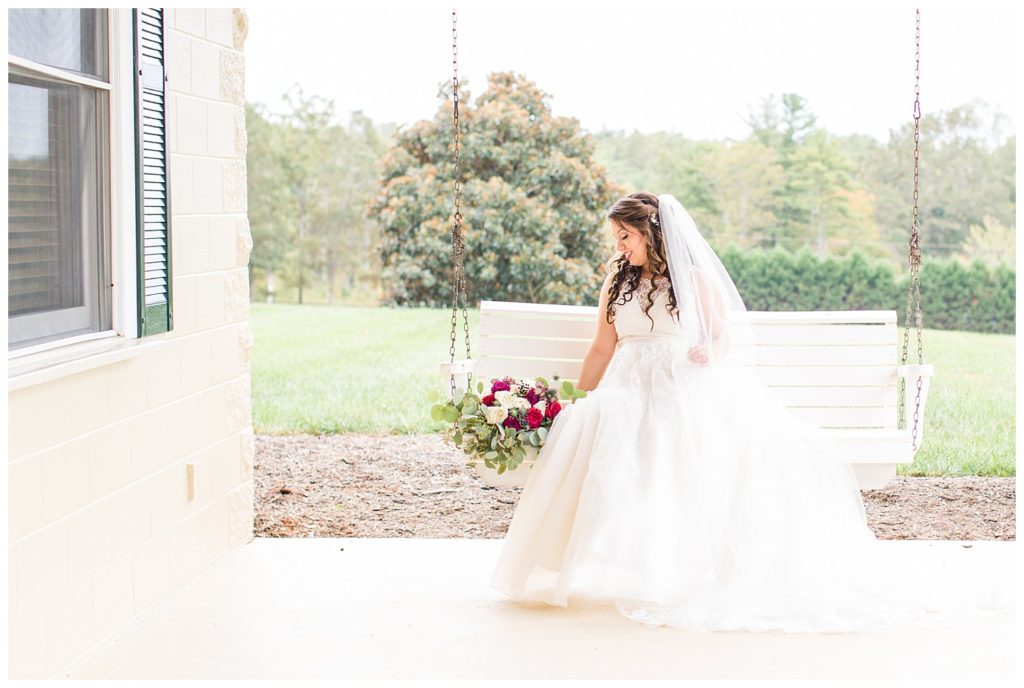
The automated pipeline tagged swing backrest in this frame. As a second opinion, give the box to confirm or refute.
[475,300,901,431]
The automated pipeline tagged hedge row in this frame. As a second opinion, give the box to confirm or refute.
[715,246,1015,334]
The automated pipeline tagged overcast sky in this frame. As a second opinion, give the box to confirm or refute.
[243,0,1016,144]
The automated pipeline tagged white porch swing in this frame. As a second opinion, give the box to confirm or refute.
[438,9,933,490]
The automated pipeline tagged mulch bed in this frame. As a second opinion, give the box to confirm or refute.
[253,432,1015,541]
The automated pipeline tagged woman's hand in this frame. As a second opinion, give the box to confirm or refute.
[688,343,709,366]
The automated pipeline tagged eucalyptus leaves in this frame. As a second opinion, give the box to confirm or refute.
[429,375,587,475]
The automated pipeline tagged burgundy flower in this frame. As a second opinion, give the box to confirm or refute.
[525,388,539,405]
[545,400,561,419]
[491,379,511,393]
[481,393,495,406]
[502,415,521,430]
[526,406,544,429]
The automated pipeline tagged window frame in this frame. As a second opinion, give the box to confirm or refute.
[8,8,141,361]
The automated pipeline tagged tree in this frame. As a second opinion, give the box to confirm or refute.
[368,71,624,307]
[245,102,295,302]
[786,129,857,256]
[959,215,1015,268]
[699,140,784,249]
[743,93,826,247]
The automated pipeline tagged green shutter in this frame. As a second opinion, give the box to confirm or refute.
[133,8,172,336]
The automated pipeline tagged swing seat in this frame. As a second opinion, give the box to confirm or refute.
[441,300,934,490]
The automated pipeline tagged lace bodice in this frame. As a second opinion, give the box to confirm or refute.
[611,276,689,339]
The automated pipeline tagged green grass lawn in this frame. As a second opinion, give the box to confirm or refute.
[249,303,1015,477]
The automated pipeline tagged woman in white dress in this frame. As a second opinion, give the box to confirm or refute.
[489,192,1013,633]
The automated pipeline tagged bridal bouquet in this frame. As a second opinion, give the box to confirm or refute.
[430,375,587,475]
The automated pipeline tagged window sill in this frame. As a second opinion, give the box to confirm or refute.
[8,334,166,392]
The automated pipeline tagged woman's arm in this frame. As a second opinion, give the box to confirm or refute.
[576,273,618,392]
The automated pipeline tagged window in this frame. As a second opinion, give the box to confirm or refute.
[8,8,171,356]
[7,9,113,350]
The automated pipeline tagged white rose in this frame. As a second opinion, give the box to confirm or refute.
[534,399,546,414]
[513,396,531,410]
[484,405,508,425]
[494,390,515,408]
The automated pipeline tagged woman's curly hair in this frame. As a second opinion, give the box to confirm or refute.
[603,192,679,330]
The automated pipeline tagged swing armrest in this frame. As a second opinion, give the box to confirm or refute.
[439,358,477,375]
[896,363,934,380]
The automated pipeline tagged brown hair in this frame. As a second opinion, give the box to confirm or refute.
[604,192,679,329]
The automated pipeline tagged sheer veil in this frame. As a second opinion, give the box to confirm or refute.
[657,193,757,368]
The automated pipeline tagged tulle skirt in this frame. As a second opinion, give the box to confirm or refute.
[489,334,1014,633]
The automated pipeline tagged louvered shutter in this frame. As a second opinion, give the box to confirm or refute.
[133,8,172,335]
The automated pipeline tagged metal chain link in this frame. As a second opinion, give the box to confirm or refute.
[448,8,473,400]
[898,7,925,453]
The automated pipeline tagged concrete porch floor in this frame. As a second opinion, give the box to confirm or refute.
[69,537,1016,680]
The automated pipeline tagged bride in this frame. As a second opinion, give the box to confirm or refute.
[489,192,1013,633]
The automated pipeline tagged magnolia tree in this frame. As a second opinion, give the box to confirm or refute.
[367,71,625,307]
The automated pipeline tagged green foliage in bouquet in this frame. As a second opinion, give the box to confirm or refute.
[427,375,587,475]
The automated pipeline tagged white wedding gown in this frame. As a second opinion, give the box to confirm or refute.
[490,276,1014,633]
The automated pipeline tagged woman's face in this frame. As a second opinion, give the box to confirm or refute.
[611,220,649,269]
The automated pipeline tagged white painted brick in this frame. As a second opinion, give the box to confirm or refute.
[9,455,44,541]
[68,499,114,586]
[149,462,190,537]
[174,8,205,37]
[192,157,224,213]
[190,38,220,100]
[209,433,241,495]
[199,495,231,565]
[240,427,255,483]
[166,28,192,96]
[196,384,230,448]
[44,578,95,677]
[226,373,253,434]
[106,356,148,420]
[8,383,70,460]
[207,102,236,157]
[128,409,170,481]
[172,215,210,276]
[92,556,134,644]
[8,609,46,678]
[41,438,91,525]
[111,482,150,560]
[170,273,198,335]
[175,95,208,155]
[196,444,221,507]
[60,367,113,439]
[214,430,241,495]
[207,211,238,270]
[143,342,184,408]
[234,214,252,270]
[17,521,69,612]
[180,331,217,396]
[228,481,255,545]
[163,395,202,460]
[169,154,194,216]
[222,159,247,213]
[208,325,240,384]
[195,272,227,330]
[9,544,18,619]
[204,8,234,46]
[131,531,173,612]
[87,423,133,501]
[166,515,203,591]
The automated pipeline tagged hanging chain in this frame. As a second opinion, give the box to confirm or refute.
[448,8,473,400]
[898,7,924,453]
